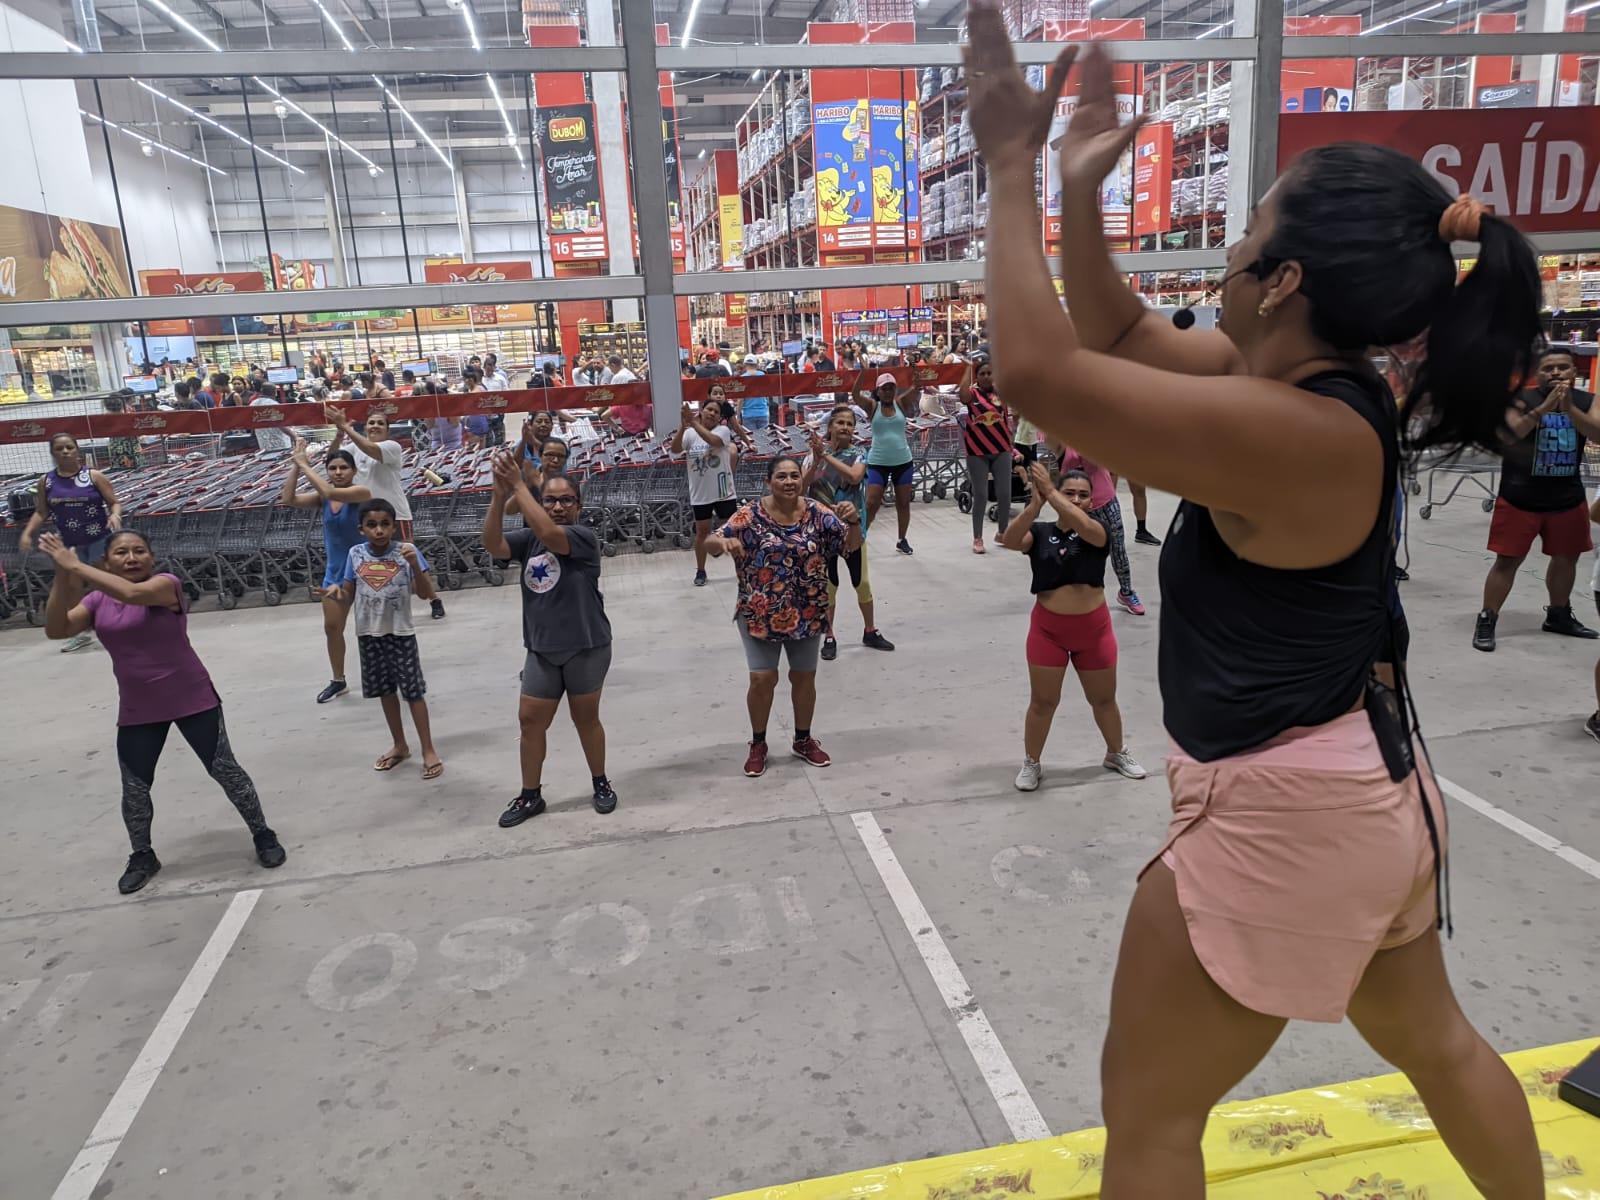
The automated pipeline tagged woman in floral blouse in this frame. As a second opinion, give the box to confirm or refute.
[709,454,854,778]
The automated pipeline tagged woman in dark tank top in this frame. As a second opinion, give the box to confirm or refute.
[967,16,1543,1199]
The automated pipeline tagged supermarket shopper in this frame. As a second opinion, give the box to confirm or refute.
[329,499,444,781]
[804,405,894,659]
[325,404,446,620]
[1058,444,1143,614]
[855,371,921,555]
[1002,463,1146,789]
[708,455,851,777]
[1128,481,1160,545]
[39,529,286,895]
[968,19,1543,1197]
[483,454,618,823]
[960,357,1015,554]
[1471,346,1599,650]
[279,438,371,704]
[20,432,123,653]
[672,397,738,587]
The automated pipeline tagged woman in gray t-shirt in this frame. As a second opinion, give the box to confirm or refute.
[481,455,616,824]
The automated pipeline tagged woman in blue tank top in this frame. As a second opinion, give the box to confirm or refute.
[280,440,371,705]
[853,370,921,556]
[968,21,1544,1196]
[20,432,123,653]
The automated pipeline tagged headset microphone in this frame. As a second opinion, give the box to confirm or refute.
[1169,259,1271,329]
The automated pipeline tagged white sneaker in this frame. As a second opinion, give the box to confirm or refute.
[60,632,94,654]
[1014,757,1042,792]
[1103,748,1148,780]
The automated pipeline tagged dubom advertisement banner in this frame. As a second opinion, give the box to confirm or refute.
[0,206,132,303]
[539,103,609,262]
[1278,107,1600,234]
[143,271,268,296]
[421,260,534,284]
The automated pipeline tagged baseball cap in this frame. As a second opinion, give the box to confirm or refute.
[875,372,897,389]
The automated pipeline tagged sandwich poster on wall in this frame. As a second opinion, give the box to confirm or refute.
[538,103,608,262]
[0,206,132,302]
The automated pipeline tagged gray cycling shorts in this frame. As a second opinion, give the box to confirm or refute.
[738,625,822,673]
[521,645,612,700]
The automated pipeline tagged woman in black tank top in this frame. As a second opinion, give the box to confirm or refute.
[967,15,1543,1198]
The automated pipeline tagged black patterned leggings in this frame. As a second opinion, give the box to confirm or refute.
[1088,498,1134,596]
[115,706,268,853]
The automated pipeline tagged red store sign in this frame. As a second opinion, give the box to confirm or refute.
[1279,107,1600,235]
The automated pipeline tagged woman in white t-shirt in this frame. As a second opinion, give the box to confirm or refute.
[672,397,738,587]
[325,405,445,619]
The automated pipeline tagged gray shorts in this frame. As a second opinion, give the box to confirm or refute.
[521,645,612,700]
[738,625,822,673]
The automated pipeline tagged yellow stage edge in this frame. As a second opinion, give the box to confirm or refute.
[715,1038,1600,1200]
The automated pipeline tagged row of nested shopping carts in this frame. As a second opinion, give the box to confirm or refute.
[0,410,970,626]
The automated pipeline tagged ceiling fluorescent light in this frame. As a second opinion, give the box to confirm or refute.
[251,77,381,172]
[82,109,227,176]
[680,0,703,47]
[1571,0,1600,13]
[373,77,454,171]
[307,0,357,50]
[138,0,221,50]
[1361,2,1446,34]
[135,80,306,174]
[485,75,523,165]
[1196,19,1233,37]
[460,1,482,51]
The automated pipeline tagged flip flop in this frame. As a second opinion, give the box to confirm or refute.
[421,761,445,781]
[374,751,410,772]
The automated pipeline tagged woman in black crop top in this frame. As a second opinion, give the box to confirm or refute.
[1001,465,1146,791]
[967,15,1543,1198]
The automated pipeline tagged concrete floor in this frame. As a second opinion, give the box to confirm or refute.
[2,482,1597,1200]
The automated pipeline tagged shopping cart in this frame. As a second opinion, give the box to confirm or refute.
[1413,447,1499,519]
[915,419,966,502]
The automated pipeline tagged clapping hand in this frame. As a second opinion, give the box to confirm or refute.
[37,532,79,567]
[1029,460,1054,496]
[323,403,349,430]
[291,435,309,463]
[1054,44,1148,201]
[962,2,1078,176]
[490,451,521,498]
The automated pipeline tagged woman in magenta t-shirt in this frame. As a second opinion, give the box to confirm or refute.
[40,529,287,896]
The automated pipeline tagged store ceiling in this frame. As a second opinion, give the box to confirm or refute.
[60,0,1526,177]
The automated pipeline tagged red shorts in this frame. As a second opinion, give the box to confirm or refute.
[1026,600,1117,671]
[1487,498,1593,558]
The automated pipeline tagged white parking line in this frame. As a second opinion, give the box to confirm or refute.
[52,889,261,1200]
[1438,775,1600,881]
[851,811,1051,1144]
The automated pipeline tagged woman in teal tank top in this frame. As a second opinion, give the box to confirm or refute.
[856,371,921,556]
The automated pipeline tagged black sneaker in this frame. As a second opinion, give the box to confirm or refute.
[498,792,545,828]
[694,569,707,587]
[896,538,914,556]
[592,779,618,814]
[118,849,161,895]
[1394,566,1410,582]
[430,598,447,620]
[1472,608,1498,652]
[253,828,287,868]
[863,630,895,651]
[1543,605,1599,639]
[1134,527,1162,546]
[316,679,348,704]
[1584,712,1600,744]
[820,636,838,661]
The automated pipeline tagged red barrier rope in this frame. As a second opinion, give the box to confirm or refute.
[0,365,973,446]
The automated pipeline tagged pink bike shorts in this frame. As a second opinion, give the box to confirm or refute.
[1144,710,1445,1023]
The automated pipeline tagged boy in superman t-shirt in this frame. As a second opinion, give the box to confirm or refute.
[332,498,444,780]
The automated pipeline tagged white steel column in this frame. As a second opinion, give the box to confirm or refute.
[588,0,639,322]
[1521,0,1567,104]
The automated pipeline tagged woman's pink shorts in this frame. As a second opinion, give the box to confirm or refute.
[1144,710,1445,1023]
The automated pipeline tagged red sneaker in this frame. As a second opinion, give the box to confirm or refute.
[743,741,769,777]
[791,737,832,768]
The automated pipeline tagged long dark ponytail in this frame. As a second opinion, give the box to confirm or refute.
[1265,142,1541,455]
